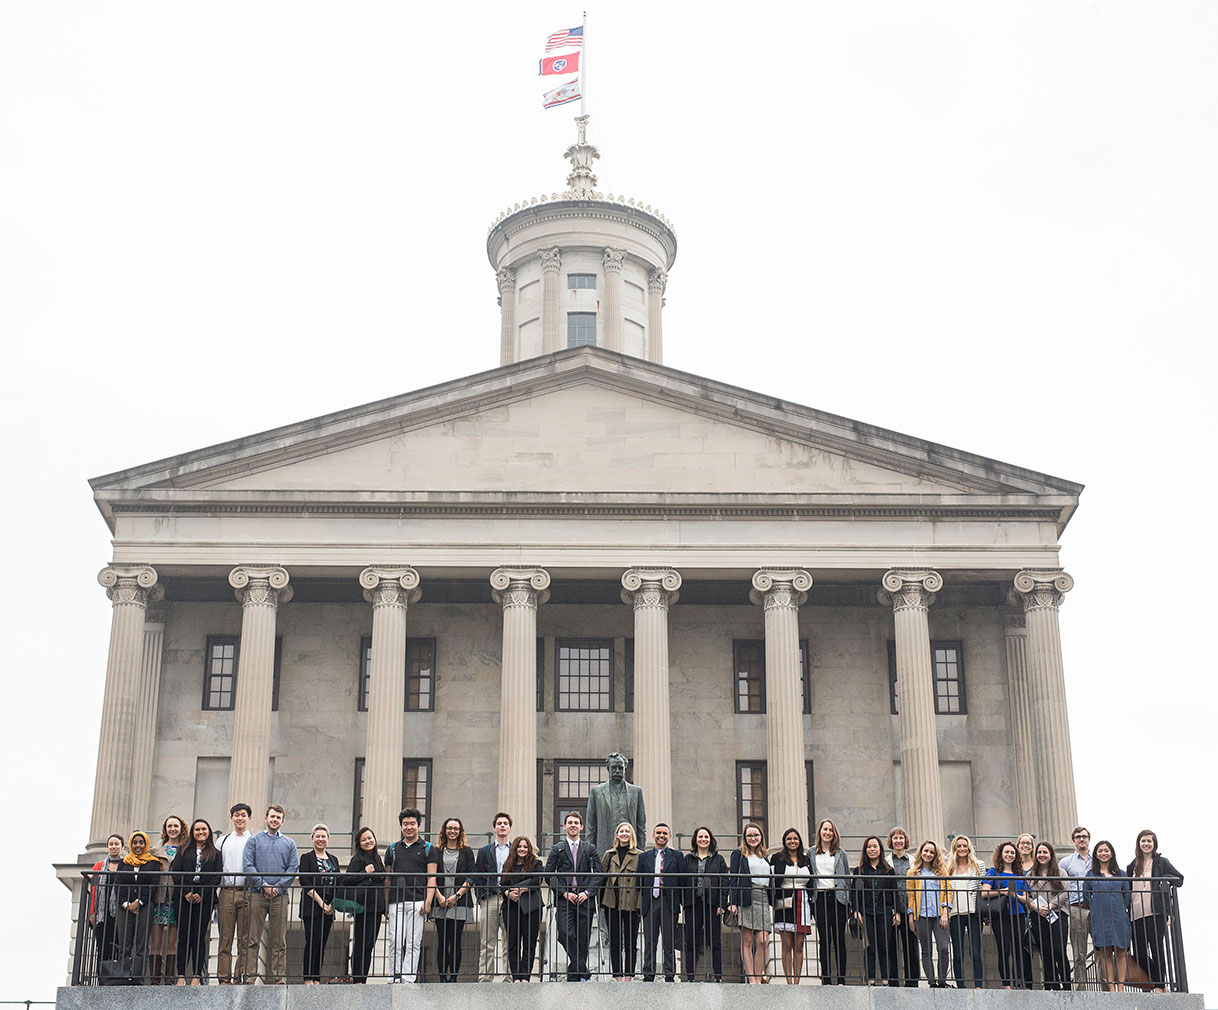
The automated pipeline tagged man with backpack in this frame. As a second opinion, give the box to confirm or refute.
[384,807,437,982]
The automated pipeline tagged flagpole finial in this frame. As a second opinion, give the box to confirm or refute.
[564,115,600,199]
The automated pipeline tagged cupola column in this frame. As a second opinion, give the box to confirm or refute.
[603,248,625,352]
[540,249,562,354]
[647,269,667,364]
[497,268,516,366]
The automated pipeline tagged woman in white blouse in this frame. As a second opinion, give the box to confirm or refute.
[769,829,812,983]
[810,818,851,985]
[947,834,986,988]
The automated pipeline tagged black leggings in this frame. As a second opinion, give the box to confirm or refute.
[682,901,723,981]
[174,900,214,979]
[301,912,334,981]
[813,890,848,984]
[505,905,542,980]
[435,918,466,982]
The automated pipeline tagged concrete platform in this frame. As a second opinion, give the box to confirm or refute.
[56,984,1206,1010]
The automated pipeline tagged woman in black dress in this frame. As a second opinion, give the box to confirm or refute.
[852,835,900,986]
[114,831,164,984]
[168,819,222,985]
[344,827,387,983]
[298,824,339,984]
[1126,829,1184,993]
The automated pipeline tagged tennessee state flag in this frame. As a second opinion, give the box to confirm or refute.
[539,52,581,76]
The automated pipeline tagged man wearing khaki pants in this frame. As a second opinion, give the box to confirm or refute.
[1060,827,1093,989]
[475,812,515,980]
[216,803,252,984]
[242,805,298,984]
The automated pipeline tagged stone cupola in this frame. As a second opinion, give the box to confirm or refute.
[487,115,677,365]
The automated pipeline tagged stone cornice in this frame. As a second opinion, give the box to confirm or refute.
[90,349,1082,523]
[98,490,1068,523]
[487,200,678,269]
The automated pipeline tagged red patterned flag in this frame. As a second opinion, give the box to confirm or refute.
[539,52,581,77]
[545,26,583,52]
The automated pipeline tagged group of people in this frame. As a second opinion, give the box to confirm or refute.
[86,804,1183,991]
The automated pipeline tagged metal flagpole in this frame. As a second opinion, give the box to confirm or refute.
[580,11,587,121]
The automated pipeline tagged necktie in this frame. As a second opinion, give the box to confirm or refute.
[653,849,663,897]
[571,842,579,890]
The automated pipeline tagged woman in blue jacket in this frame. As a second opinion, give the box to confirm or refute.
[727,823,773,983]
[981,840,1030,989]
[1085,841,1131,992]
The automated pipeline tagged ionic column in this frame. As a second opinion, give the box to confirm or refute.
[227,566,292,818]
[647,268,667,364]
[359,567,422,843]
[750,569,812,837]
[130,602,167,832]
[879,569,944,847]
[491,568,551,841]
[1003,614,1039,829]
[497,267,516,365]
[603,248,625,352]
[89,565,160,849]
[1013,570,1077,844]
[621,568,681,827]
[540,248,562,353]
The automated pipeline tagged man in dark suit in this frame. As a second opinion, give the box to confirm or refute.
[637,823,680,981]
[544,811,603,981]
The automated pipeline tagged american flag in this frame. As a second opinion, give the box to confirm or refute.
[545,26,583,52]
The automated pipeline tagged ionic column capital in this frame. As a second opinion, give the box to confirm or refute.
[98,565,161,606]
[878,569,942,612]
[228,565,293,607]
[1012,570,1074,612]
[496,266,516,293]
[538,247,562,273]
[602,247,625,272]
[620,567,681,609]
[648,268,667,295]
[490,567,551,609]
[360,567,422,608]
[749,568,812,610]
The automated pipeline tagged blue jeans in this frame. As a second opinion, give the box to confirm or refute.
[949,911,983,987]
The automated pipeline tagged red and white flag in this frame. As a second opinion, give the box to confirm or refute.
[539,51,580,76]
[545,26,583,52]
[542,78,582,109]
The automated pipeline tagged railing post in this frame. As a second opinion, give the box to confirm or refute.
[71,872,90,986]
[1169,882,1188,993]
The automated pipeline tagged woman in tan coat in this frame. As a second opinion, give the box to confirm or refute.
[600,821,642,980]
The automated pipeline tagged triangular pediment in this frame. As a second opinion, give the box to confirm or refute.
[91,349,1081,523]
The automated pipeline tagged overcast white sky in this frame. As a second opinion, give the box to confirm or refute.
[2,1,1215,1000]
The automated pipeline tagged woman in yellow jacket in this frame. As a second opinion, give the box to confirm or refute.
[906,841,953,988]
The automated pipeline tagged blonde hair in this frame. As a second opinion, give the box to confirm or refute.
[948,834,981,876]
[739,823,767,857]
[613,821,637,848]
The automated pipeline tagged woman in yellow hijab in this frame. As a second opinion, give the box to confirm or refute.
[114,831,165,983]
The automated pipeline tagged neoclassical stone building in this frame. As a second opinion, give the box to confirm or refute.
[64,122,1084,902]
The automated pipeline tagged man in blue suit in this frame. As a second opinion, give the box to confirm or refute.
[544,811,603,980]
[637,823,680,982]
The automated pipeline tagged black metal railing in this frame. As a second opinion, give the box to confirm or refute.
[71,869,1187,990]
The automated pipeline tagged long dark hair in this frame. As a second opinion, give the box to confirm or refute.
[188,818,219,862]
[688,826,718,855]
[991,840,1018,873]
[1088,841,1122,877]
[501,836,537,874]
[353,827,386,872]
[857,835,891,871]
[1031,842,1064,891]
[1133,829,1159,875]
[780,828,806,864]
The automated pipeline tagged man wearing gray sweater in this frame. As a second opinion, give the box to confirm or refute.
[242,805,298,983]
